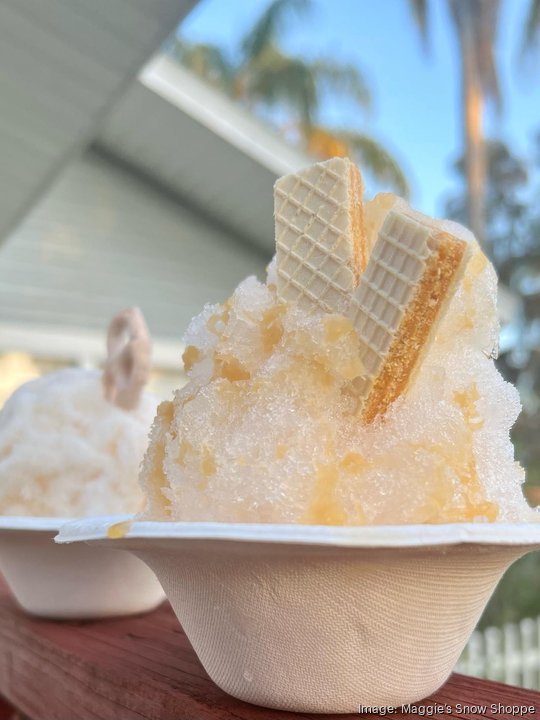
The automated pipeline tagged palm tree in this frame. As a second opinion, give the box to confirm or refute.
[169,0,409,196]
[408,0,540,247]
[522,0,540,52]
[408,0,501,247]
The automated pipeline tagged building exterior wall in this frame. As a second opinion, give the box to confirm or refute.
[0,151,269,343]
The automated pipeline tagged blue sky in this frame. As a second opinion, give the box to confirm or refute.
[179,0,539,217]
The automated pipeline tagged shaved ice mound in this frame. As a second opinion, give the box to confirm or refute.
[0,369,159,517]
[140,195,534,525]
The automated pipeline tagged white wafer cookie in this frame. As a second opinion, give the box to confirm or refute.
[274,157,365,314]
[347,210,470,422]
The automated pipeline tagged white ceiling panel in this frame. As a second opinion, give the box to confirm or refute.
[97,56,311,253]
[0,0,197,242]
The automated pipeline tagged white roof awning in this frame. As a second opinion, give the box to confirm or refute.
[0,0,196,243]
[95,55,312,253]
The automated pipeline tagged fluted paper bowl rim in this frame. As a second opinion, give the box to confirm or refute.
[55,515,540,548]
[0,516,76,533]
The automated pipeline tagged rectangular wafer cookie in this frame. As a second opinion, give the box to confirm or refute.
[347,209,470,422]
[274,157,366,314]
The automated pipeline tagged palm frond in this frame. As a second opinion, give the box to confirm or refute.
[246,46,317,127]
[309,59,371,110]
[241,0,312,63]
[168,37,236,94]
[407,0,429,51]
[339,131,410,197]
[522,0,540,54]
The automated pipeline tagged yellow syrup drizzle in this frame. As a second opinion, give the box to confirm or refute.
[260,305,286,353]
[303,463,348,525]
[182,345,201,372]
[201,447,217,477]
[275,444,287,459]
[213,353,251,381]
[107,520,132,539]
[414,382,497,522]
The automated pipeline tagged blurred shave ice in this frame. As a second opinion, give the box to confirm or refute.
[139,158,535,527]
[0,308,158,517]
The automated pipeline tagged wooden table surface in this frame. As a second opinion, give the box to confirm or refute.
[0,582,539,720]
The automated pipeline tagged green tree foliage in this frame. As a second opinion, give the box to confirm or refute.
[444,137,540,627]
[169,0,409,196]
[445,138,540,480]
[481,552,540,627]
[444,141,529,270]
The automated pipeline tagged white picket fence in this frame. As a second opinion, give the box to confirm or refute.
[456,618,540,689]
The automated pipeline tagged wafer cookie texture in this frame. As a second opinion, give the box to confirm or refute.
[347,210,470,423]
[274,157,366,314]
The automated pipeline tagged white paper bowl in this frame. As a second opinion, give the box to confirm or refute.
[57,518,540,712]
[0,516,165,619]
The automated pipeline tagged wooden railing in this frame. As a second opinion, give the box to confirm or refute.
[0,581,539,719]
[458,617,540,689]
